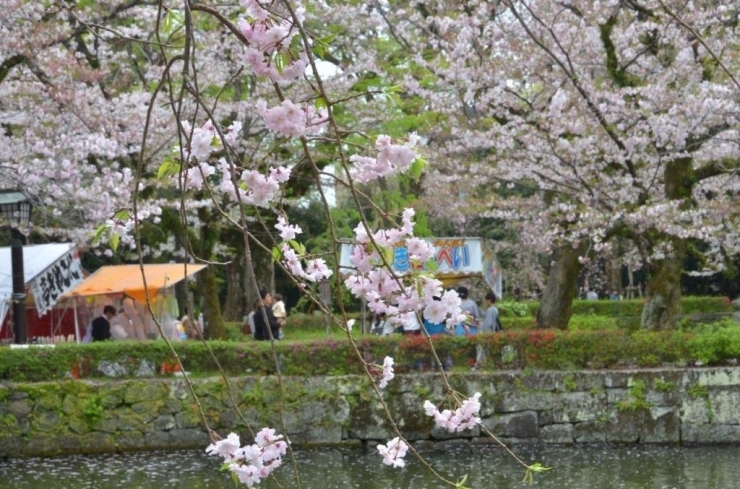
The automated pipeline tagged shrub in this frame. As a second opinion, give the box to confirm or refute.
[686,319,740,364]
[1,318,737,382]
[567,315,619,331]
[497,301,538,318]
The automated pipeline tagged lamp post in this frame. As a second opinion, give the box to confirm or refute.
[0,190,33,344]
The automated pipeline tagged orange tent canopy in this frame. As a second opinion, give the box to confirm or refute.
[63,264,206,304]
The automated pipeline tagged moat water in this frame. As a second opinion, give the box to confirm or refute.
[0,444,737,488]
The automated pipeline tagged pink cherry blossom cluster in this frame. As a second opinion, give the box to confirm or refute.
[376,437,409,468]
[180,120,242,163]
[344,208,465,329]
[378,356,394,389]
[240,165,292,207]
[205,428,288,487]
[256,99,328,138]
[423,392,482,433]
[238,0,309,83]
[274,217,333,283]
[349,133,420,183]
[182,157,291,209]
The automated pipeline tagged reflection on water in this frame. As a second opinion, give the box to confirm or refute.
[1,444,739,488]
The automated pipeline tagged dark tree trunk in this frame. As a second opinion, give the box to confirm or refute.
[640,237,685,330]
[640,157,692,330]
[537,243,584,330]
[197,208,225,340]
[222,238,245,321]
[198,265,225,339]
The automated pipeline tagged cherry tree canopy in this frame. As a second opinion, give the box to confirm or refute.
[329,0,740,269]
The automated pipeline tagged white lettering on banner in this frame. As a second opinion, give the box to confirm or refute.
[30,250,84,315]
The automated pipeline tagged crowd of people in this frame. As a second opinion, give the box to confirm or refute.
[87,285,499,351]
[86,300,202,343]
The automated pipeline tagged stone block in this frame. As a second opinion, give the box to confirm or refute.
[481,411,538,438]
[607,409,646,443]
[683,368,740,387]
[642,406,680,443]
[574,421,607,443]
[680,396,712,424]
[154,414,177,431]
[552,391,606,423]
[706,389,740,424]
[144,431,171,450]
[682,423,740,444]
[169,428,207,449]
[79,432,118,454]
[495,390,553,413]
[540,424,574,444]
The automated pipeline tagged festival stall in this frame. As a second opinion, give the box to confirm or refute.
[0,243,84,343]
[62,263,206,343]
[340,237,503,332]
[339,237,503,297]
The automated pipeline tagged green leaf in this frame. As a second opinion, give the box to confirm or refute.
[288,239,306,256]
[114,209,131,221]
[91,223,107,245]
[313,43,325,59]
[315,96,328,111]
[454,474,471,489]
[527,463,552,473]
[523,463,552,484]
[425,258,439,273]
[409,157,427,181]
[271,246,282,262]
[274,52,287,74]
[319,33,337,45]
[110,232,120,252]
[382,87,404,108]
[161,10,184,37]
[157,155,181,180]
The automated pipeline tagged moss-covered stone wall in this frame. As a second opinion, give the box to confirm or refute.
[2,367,740,458]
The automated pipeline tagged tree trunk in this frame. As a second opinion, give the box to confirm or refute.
[641,157,692,330]
[640,237,685,330]
[222,237,245,321]
[198,266,226,339]
[222,259,243,322]
[537,243,584,330]
[197,208,225,339]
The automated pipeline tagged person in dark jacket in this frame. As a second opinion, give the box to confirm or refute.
[92,305,116,342]
[253,289,282,341]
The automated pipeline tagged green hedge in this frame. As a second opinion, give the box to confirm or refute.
[495,296,732,318]
[2,320,739,382]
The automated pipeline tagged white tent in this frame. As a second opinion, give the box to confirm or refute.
[0,243,83,330]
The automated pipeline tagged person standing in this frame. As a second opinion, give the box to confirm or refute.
[272,293,287,339]
[480,292,501,333]
[245,299,260,339]
[253,289,282,341]
[456,286,481,335]
[92,305,116,342]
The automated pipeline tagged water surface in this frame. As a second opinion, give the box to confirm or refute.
[0,444,737,488]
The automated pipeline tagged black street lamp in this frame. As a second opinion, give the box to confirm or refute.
[0,190,33,344]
